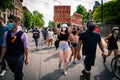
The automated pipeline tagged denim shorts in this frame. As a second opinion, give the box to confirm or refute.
[59,42,69,51]
[71,43,78,48]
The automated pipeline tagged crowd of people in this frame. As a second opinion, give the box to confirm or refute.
[0,14,120,80]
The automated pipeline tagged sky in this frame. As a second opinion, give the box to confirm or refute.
[22,0,110,26]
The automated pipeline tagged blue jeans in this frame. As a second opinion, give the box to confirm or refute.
[34,38,39,48]
[5,55,24,80]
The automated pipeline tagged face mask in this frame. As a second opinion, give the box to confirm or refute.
[115,30,119,33]
[8,23,14,30]
[62,27,66,31]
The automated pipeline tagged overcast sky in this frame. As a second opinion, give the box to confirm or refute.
[22,0,110,26]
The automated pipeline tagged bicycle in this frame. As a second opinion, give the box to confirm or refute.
[111,54,120,79]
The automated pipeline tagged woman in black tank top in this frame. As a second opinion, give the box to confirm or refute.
[54,23,70,75]
[103,27,119,65]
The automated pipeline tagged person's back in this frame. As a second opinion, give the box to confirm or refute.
[78,24,104,80]
[80,31,101,55]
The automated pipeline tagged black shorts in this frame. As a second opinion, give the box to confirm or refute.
[108,45,118,50]
[71,43,78,48]
[84,55,95,71]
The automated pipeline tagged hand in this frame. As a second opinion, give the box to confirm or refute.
[25,58,29,65]
[102,52,105,57]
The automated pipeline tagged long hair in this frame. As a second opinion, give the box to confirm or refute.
[61,27,69,34]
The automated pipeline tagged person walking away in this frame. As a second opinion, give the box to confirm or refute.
[0,17,8,76]
[102,27,119,69]
[54,23,70,75]
[0,15,29,80]
[32,27,40,50]
[77,24,105,80]
[47,27,54,47]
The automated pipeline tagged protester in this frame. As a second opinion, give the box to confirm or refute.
[32,27,40,50]
[102,27,119,68]
[54,23,70,75]
[47,27,54,47]
[77,23,105,80]
[0,17,8,76]
[0,15,29,80]
[69,28,79,64]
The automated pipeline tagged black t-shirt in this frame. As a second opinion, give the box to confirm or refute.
[33,29,40,38]
[79,31,101,56]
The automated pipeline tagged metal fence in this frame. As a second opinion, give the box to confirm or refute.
[97,24,120,38]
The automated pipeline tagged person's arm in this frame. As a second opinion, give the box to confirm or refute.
[77,39,82,55]
[54,23,60,35]
[104,34,112,44]
[24,48,29,65]
[0,31,8,62]
[98,41,105,55]
[22,33,29,65]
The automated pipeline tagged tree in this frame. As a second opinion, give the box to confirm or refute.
[0,0,14,11]
[32,10,44,27]
[23,10,33,29]
[93,0,120,24]
[75,4,89,23]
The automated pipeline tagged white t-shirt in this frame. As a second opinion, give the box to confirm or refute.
[48,31,54,39]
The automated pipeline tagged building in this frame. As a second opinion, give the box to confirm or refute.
[10,0,23,19]
[0,0,23,24]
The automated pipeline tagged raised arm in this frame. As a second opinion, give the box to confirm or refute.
[54,23,60,35]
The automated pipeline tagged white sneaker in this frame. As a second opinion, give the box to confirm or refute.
[0,70,6,76]
[64,71,67,75]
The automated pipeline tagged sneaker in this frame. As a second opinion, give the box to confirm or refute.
[64,71,67,75]
[0,70,6,76]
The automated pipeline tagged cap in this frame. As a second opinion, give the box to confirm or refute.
[112,27,119,31]
[88,24,96,32]
[61,24,68,28]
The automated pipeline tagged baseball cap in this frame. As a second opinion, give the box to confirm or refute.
[112,27,119,31]
[61,24,68,28]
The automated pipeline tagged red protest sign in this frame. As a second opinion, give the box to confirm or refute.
[54,6,71,23]
[71,13,83,26]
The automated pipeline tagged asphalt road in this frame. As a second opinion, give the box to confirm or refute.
[0,32,119,80]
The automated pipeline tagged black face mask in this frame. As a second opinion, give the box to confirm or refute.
[72,31,76,35]
[88,24,95,32]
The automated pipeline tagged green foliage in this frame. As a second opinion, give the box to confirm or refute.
[0,0,14,11]
[23,10,45,29]
[23,10,33,29]
[32,10,44,27]
[76,4,89,23]
[93,0,120,24]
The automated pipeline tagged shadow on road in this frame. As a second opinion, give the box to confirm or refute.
[94,63,118,80]
[41,69,63,80]
[44,53,58,62]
